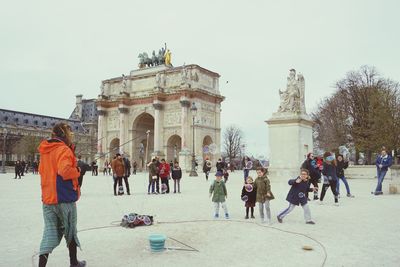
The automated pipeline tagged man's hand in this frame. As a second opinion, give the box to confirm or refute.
[296,178,301,183]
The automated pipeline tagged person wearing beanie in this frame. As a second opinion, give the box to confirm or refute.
[209,171,229,219]
[319,152,339,205]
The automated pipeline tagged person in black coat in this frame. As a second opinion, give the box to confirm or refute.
[216,158,225,172]
[277,169,315,224]
[320,151,339,205]
[14,160,22,179]
[241,176,257,219]
[301,152,321,200]
[122,155,131,195]
[203,158,212,181]
[77,155,91,189]
[171,161,182,193]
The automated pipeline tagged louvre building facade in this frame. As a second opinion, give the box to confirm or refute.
[0,95,97,166]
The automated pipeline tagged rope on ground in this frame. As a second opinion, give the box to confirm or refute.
[157,219,327,267]
[32,219,327,267]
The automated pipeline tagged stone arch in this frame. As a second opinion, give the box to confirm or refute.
[132,112,154,170]
[166,134,182,163]
[202,135,213,161]
[109,138,120,159]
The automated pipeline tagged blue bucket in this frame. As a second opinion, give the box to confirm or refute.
[149,234,166,252]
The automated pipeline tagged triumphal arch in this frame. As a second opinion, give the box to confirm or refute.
[96,58,224,172]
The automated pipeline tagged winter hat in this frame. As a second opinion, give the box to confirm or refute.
[215,171,223,177]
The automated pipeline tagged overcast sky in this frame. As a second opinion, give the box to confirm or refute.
[1,0,399,158]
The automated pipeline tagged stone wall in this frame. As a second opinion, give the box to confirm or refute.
[345,165,392,179]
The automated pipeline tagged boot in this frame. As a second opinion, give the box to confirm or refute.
[70,260,86,267]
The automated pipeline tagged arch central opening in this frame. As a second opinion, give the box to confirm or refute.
[132,113,154,170]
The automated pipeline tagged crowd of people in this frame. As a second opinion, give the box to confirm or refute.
[13,160,39,178]
[28,120,394,266]
[209,149,394,225]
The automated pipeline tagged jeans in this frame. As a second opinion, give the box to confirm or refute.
[277,203,312,222]
[173,179,181,193]
[113,176,123,195]
[375,169,387,193]
[214,202,228,216]
[258,201,271,221]
[244,169,249,181]
[336,176,351,195]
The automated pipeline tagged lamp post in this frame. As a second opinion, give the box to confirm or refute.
[189,102,198,176]
[1,127,8,174]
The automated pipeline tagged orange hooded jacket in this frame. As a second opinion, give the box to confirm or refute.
[38,138,81,205]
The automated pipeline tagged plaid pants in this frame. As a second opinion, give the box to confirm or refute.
[39,202,81,255]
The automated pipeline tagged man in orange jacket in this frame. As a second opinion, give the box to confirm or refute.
[37,122,86,267]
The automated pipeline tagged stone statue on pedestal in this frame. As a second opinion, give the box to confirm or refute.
[278,69,305,113]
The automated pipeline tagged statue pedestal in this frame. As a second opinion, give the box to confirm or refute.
[266,112,314,180]
[389,165,400,194]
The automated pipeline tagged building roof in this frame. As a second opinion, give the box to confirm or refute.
[69,98,99,123]
[0,108,86,133]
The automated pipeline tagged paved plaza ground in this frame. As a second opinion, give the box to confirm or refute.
[1,171,399,267]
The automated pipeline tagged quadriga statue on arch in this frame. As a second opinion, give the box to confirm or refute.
[278,69,306,114]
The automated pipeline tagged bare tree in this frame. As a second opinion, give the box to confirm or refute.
[223,125,245,162]
[313,65,400,164]
[13,135,43,161]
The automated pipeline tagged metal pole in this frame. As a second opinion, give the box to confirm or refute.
[144,130,150,171]
[189,115,198,176]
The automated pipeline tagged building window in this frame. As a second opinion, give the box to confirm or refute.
[34,120,38,125]
[24,119,29,124]
[43,122,47,126]
[4,116,8,121]
[14,118,19,122]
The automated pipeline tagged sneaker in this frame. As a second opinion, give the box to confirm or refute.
[245,215,249,219]
[306,221,315,225]
[347,194,354,198]
[318,201,323,205]
[225,213,230,219]
[214,214,219,219]
[334,202,339,206]
[251,215,255,219]
[277,216,282,223]
[313,196,319,200]
[70,260,86,267]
